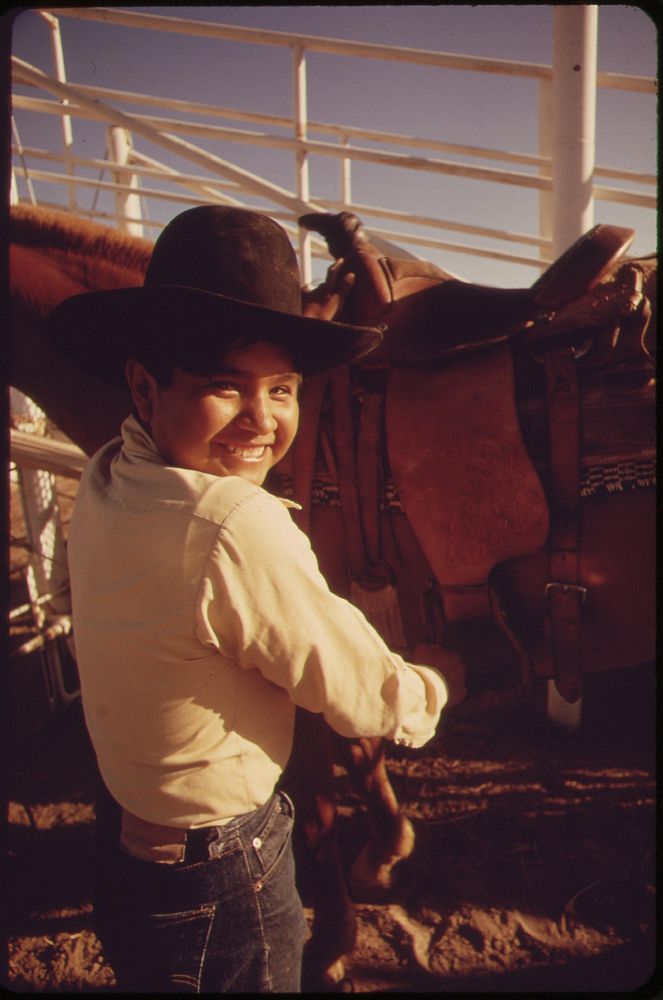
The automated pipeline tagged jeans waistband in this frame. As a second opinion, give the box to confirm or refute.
[120,794,282,865]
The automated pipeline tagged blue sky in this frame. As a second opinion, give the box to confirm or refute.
[10,5,657,287]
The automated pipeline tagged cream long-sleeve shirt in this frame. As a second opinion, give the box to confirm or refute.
[66,415,447,828]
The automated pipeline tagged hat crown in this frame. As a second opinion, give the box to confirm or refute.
[144,206,302,314]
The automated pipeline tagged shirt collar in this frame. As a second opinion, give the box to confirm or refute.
[120,414,163,464]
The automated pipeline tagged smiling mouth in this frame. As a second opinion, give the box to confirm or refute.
[221,444,268,462]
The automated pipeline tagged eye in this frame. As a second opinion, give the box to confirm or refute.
[270,383,294,398]
[270,376,301,398]
[207,380,239,396]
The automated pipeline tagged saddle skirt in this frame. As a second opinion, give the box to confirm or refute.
[386,344,549,590]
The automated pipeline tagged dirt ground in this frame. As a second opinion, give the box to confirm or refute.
[6,476,657,995]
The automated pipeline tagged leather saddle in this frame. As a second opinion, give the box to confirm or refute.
[297,213,654,709]
[300,210,640,365]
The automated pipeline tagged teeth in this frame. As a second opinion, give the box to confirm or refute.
[224,444,267,460]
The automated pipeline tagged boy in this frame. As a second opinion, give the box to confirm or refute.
[50,205,451,992]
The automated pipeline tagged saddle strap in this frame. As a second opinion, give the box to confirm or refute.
[331,370,409,653]
[291,373,329,536]
[356,390,385,571]
[543,347,584,704]
[331,367,366,579]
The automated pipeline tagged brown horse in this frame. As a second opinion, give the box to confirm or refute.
[9,204,656,989]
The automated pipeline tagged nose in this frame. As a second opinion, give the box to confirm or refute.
[235,392,277,435]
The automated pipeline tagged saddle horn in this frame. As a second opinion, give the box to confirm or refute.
[299,211,371,259]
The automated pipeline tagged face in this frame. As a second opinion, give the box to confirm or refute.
[127,341,301,486]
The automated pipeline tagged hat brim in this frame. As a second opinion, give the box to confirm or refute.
[49,285,382,385]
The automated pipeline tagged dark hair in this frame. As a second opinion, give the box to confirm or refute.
[127,331,270,387]
[129,332,304,389]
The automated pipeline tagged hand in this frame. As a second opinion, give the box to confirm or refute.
[301,260,356,321]
[413,643,467,708]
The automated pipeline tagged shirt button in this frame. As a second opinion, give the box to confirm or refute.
[252,836,262,849]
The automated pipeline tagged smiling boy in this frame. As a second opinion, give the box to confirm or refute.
[50,205,450,993]
[125,341,301,484]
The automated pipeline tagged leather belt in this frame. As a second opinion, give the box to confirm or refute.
[120,808,228,865]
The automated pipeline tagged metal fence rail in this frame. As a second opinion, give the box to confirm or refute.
[11,5,656,283]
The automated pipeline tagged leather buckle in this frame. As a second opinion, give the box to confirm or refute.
[544,582,588,607]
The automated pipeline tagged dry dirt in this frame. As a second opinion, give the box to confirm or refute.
[5,475,657,995]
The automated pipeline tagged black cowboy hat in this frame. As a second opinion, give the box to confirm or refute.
[49,205,382,385]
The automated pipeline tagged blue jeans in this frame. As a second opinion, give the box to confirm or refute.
[92,786,309,992]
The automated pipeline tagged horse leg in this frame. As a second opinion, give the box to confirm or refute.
[282,709,357,992]
[336,736,415,899]
[299,802,357,993]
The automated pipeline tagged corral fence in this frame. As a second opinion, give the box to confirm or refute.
[11,5,656,283]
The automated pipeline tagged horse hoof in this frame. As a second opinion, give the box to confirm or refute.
[322,962,355,993]
[348,856,405,900]
[348,814,416,898]
[349,836,415,899]
[302,955,351,993]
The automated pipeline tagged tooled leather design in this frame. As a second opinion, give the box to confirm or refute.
[440,434,549,572]
[386,350,550,584]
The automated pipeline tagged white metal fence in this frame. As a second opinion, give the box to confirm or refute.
[11,5,657,287]
[9,392,83,715]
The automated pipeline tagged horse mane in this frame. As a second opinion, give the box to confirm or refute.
[10,203,154,274]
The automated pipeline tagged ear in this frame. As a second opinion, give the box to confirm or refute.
[125,359,157,423]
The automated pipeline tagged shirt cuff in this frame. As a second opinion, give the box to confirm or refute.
[385,661,448,749]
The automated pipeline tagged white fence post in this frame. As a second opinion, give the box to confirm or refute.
[551,5,598,257]
[546,5,598,731]
[293,44,312,285]
[538,78,553,263]
[108,125,145,237]
[340,133,352,206]
[41,11,77,211]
